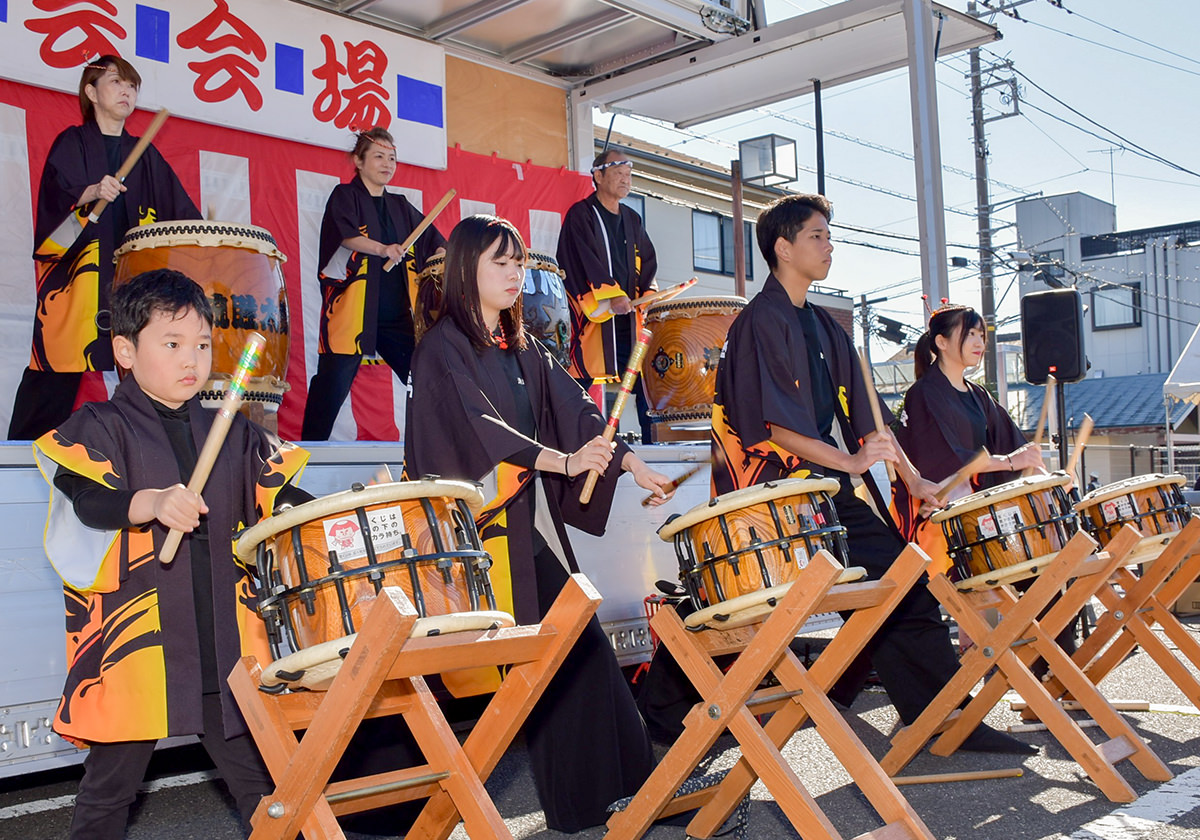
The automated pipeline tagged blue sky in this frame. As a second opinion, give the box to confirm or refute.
[609,0,1199,349]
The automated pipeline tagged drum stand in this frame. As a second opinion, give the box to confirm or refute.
[1034,517,1200,712]
[881,527,1172,803]
[228,576,599,840]
[606,547,937,840]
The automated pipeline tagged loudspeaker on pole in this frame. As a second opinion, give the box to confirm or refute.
[1021,288,1087,385]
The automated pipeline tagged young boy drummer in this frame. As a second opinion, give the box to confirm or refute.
[710,194,1033,753]
[33,270,309,839]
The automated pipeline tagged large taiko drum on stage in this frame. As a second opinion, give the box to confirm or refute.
[235,479,513,690]
[414,251,572,365]
[659,478,855,629]
[931,472,1077,588]
[522,251,572,367]
[113,220,289,414]
[1075,473,1192,564]
[641,295,746,439]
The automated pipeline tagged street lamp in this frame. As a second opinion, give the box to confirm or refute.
[732,134,797,297]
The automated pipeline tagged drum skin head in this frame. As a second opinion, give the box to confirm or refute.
[1074,473,1186,510]
[234,478,485,561]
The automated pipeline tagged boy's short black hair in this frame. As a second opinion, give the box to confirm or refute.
[110,269,214,343]
[755,194,833,270]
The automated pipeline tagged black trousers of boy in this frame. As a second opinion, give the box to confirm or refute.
[68,693,271,840]
[300,321,414,441]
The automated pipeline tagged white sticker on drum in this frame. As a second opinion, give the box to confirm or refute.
[1101,497,1134,524]
[977,506,1024,539]
[322,506,407,563]
[792,546,809,568]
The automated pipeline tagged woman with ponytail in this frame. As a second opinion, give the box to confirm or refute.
[893,305,1044,573]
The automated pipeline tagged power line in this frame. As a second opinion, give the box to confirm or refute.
[1049,2,1200,69]
[1018,11,1200,79]
[996,58,1200,178]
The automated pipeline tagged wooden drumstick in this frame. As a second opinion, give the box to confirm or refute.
[88,108,169,224]
[641,459,712,506]
[1063,412,1095,481]
[631,277,697,310]
[381,188,456,272]
[1022,375,1056,477]
[857,347,895,482]
[159,333,266,565]
[934,448,991,504]
[891,767,1023,786]
[580,327,653,505]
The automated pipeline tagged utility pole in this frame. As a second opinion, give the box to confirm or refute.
[967,0,1024,395]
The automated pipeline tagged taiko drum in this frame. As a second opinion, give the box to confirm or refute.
[641,296,746,431]
[1075,473,1191,563]
[234,479,497,659]
[113,220,289,413]
[931,472,1077,584]
[659,477,847,611]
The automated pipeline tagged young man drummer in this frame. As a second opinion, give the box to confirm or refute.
[709,193,1034,753]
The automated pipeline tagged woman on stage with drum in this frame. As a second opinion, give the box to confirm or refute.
[8,55,200,441]
[893,304,1045,572]
[405,214,674,832]
[300,127,446,440]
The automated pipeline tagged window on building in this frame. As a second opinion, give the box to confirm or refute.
[620,194,644,220]
[1092,282,1141,330]
[692,210,754,278]
[1034,249,1065,279]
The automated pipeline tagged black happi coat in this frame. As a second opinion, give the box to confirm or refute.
[711,274,888,500]
[893,364,1026,539]
[317,177,447,356]
[556,193,657,380]
[32,121,199,372]
[34,377,305,745]
[404,317,627,624]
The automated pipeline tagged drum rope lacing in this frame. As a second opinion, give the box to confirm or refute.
[606,769,750,840]
[119,222,280,247]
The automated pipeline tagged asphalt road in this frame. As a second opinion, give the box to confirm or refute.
[4,617,1200,840]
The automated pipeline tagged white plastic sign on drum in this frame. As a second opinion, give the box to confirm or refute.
[1101,497,1134,524]
[977,505,1025,539]
[322,505,407,563]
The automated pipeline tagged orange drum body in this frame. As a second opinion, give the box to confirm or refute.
[659,478,847,616]
[932,473,1077,585]
[1075,473,1191,563]
[641,296,746,437]
[235,480,497,659]
[415,251,572,366]
[113,221,289,413]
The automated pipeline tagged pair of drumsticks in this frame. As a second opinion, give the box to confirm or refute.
[577,278,698,504]
[857,359,1094,503]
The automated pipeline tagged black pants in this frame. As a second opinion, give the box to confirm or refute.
[614,316,654,444]
[526,547,655,832]
[68,693,272,840]
[300,323,414,440]
[8,368,82,440]
[827,486,962,725]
